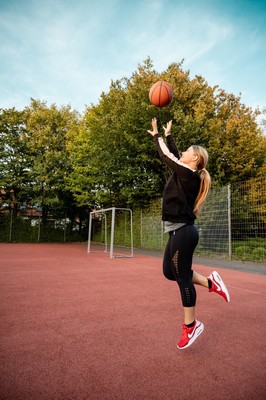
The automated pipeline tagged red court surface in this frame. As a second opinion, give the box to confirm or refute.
[0,243,265,400]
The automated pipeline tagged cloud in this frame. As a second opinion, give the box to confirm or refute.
[0,0,265,112]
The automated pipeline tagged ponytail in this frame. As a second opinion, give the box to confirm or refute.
[191,145,211,217]
[193,169,211,217]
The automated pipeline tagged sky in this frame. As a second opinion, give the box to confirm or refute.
[0,0,266,122]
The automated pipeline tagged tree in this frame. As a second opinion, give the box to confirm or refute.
[68,58,265,209]
[68,58,169,208]
[2,59,265,215]
[24,99,80,218]
[205,90,266,184]
[0,107,32,211]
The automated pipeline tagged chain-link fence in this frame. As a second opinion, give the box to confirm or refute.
[198,178,265,262]
[0,204,87,243]
[90,177,265,262]
[230,178,265,261]
[136,178,266,262]
[1,177,265,263]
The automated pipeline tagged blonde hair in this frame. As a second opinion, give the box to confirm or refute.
[192,145,211,217]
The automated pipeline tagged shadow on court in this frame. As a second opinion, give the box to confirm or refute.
[0,243,265,400]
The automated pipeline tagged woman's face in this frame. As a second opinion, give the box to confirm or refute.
[180,146,197,164]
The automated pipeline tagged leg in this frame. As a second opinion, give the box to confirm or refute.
[168,225,199,321]
[184,271,210,323]
[192,270,209,288]
[163,230,196,323]
[183,306,195,325]
[162,233,176,281]
[184,268,216,323]
[167,225,205,349]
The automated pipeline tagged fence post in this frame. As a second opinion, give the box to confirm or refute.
[9,208,13,242]
[37,216,41,243]
[88,211,92,253]
[140,209,143,248]
[228,184,232,260]
[161,221,164,250]
[64,211,67,243]
[104,213,107,253]
[110,207,115,258]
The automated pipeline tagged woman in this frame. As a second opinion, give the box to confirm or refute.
[147,118,230,350]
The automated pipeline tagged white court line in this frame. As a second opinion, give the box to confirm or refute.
[228,285,266,296]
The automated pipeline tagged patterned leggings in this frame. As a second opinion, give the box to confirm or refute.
[163,224,199,307]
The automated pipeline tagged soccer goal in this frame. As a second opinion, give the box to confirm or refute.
[88,207,133,258]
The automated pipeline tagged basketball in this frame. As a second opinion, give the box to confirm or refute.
[149,81,174,108]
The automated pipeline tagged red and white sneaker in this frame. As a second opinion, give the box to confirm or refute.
[177,320,204,350]
[208,271,230,302]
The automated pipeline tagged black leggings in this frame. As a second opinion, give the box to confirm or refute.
[163,224,199,307]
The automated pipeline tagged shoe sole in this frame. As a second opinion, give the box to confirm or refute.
[177,322,204,350]
[213,271,230,302]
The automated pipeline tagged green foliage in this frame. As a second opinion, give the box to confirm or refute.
[24,99,80,208]
[1,58,265,245]
[0,108,32,205]
[232,238,265,262]
[67,58,265,210]
[0,214,11,242]
[0,212,86,243]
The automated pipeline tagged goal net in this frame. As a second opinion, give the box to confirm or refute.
[88,207,133,258]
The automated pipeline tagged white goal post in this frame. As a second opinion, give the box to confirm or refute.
[87,207,133,258]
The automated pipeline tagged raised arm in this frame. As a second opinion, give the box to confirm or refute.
[148,118,180,158]
[147,118,194,179]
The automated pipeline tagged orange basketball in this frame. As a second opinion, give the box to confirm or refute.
[149,81,174,107]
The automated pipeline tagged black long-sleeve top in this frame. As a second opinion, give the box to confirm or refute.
[154,134,201,224]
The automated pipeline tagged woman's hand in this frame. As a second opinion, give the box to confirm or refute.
[147,117,158,136]
[163,120,172,136]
